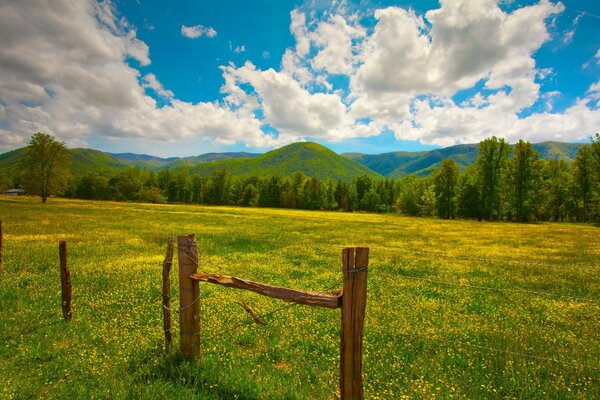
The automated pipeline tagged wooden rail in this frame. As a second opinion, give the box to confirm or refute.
[189,272,342,309]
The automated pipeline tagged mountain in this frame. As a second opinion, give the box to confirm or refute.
[191,142,382,180]
[69,148,131,174]
[109,151,260,171]
[0,140,586,182]
[0,147,130,176]
[345,141,584,177]
[532,141,584,161]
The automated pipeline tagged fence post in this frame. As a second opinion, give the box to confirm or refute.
[340,247,368,400]
[177,234,200,359]
[0,220,3,279]
[59,241,72,321]
[162,236,174,351]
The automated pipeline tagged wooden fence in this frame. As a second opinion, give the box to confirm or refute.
[162,234,369,400]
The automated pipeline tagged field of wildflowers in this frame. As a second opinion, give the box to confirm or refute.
[0,196,598,399]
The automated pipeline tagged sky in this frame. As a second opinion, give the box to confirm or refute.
[0,0,598,157]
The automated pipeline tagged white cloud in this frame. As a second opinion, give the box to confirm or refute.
[346,0,592,145]
[309,14,365,75]
[0,0,272,152]
[234,45,246,54]
[181,24,217,39]
[141,73,174,100]
[222,62,378,142]
[562,13,582,45]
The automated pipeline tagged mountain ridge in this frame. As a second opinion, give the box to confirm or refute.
[0,140,586,181]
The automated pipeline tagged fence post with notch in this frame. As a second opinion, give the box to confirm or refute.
[340,247,368,400]
[178,234,200,359]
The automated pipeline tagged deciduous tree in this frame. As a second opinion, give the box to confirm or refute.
[19,132,70,203]
[476,137,511,220]
[506,140,540,222]
[434,158,459,219]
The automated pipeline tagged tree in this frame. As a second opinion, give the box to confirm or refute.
[434,159,459,219]
[19,132,70,203]
[572,144,594,221]
[506,140,540,222]
[457,166,480,219]
[539,160,572,222]
[476,137,511,220]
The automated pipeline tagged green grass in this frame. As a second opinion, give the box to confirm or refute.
[0,196,598,399]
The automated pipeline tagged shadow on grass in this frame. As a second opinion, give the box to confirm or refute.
[4,319,63,340]
[131,348,259,400]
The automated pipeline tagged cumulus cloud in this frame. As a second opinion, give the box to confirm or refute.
[181,24,217,39]
[345,0,596,145]
[0,0,272,152]
[222,62,378,142]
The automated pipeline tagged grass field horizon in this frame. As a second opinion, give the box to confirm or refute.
[1,195,598,399]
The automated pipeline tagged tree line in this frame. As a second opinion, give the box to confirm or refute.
[8,133,600,222]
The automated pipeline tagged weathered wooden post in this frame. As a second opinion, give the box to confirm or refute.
[0,220,3,278]
[59,241,72,321]
[162,236,174,351]
[177,234,200,359]
[340,247,368,400]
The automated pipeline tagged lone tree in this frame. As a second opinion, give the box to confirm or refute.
[19,132,70,203]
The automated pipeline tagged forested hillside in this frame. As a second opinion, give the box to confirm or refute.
[344,141,583,177]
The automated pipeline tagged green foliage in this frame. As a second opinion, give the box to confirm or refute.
[434,159,459,219]
[457,166,480,219]
[18,132,71,203]
[476,137,511,220]
[191,142,382,180]
[572,144,595,221]
[505,140,541,222]
[2,136,598,221]
[538,160,572,222]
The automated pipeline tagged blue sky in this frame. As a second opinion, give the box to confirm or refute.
[0,0,598,156]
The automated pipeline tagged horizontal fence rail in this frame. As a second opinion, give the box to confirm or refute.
[188,272,343,309]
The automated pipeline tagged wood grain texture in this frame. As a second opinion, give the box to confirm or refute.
[340,247,368,400]
[0,220,3,278]
[189,272,342,309]
[59,241,72,321]
[162,236,174,352]
[177,235,200,360]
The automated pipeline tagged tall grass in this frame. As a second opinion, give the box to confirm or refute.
[0,196,598,399]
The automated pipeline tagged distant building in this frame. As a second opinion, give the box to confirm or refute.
[3,189,25,195]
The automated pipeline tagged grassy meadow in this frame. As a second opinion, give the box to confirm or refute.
[0,195,598,399]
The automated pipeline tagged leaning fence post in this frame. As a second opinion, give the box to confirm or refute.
[59,241,72,321]
[177,234,200,359]
[0,220,3,279]
[340,247,368,400]
[162,236,174,351]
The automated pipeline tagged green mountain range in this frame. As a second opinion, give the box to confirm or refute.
[108,152,260,171]
[344,141,584,177]
[0,140,586,182]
